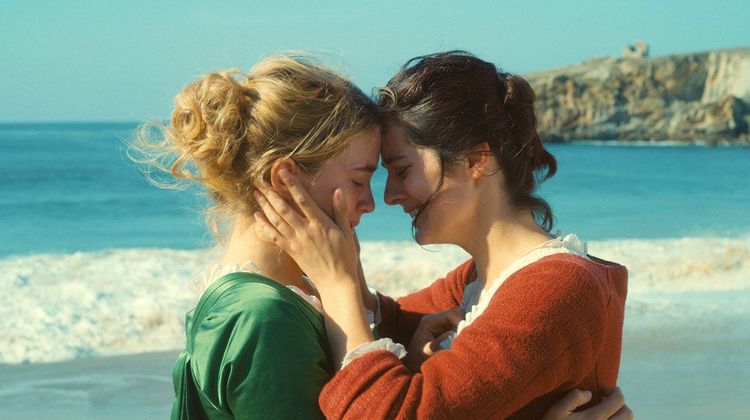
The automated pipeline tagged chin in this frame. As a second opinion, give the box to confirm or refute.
[414,228,435,245]
[414,222,453,246]
[413,220,428,244]
[415,236,440,246]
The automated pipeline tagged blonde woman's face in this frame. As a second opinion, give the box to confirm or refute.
[308,127,381,228]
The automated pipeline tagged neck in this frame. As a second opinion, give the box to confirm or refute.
[219,216,308,291]
[464,206,552,289]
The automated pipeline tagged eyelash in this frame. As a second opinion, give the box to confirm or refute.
[352,180,363,187]
[396,167,409,179]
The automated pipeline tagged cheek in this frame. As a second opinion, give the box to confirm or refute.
[346,187,365,213]
[384,174,399,193]
[404,177,433,201]
[308,183,335,219]
[431,184,469,220]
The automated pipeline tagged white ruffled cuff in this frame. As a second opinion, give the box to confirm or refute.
[340,338,407,369]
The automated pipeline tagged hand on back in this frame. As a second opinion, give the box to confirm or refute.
[404,308,465,372]
[543,387,633,420]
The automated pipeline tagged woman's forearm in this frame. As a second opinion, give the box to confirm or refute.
[318,278,374,368]
[357,260,379,312]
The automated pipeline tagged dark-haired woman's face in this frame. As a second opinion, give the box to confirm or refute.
[381,124,474,245]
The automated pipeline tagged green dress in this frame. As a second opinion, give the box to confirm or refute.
[171,272,333,419]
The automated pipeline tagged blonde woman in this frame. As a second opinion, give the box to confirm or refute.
[135,54,628,419]
[134,55,381,418]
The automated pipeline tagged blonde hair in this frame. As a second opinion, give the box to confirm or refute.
[130,55,380,235]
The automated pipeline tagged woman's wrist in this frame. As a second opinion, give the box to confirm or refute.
[319,280,369,331]
[361,286,378,312]
[318,281,374,366]
[357,261,379,312]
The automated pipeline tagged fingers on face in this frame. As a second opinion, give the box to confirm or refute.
[257,187,305,228]
[253,211,287,248]
[253,189,296,239]
[279,169,320,220]
[332,189,352,232]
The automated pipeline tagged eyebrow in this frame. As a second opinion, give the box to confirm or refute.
[381,154,406,166]
[350,164,379,174]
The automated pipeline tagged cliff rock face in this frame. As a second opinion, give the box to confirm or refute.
[526,48,750,143]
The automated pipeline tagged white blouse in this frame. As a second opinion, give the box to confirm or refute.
[342,233,588,367]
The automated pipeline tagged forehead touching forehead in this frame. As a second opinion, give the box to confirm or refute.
[337,126,381,171]
[381,122,417,166]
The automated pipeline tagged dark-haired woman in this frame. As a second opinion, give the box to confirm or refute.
[255,51,629,419]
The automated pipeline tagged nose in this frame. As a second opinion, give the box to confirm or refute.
[384,175,404,206]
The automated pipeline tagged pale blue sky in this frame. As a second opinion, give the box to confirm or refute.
[1,0,748,122]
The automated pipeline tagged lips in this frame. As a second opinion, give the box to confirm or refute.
[403,207,418,219]
[404,205,426,222]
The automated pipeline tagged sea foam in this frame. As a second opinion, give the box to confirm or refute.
[1,236,748,364]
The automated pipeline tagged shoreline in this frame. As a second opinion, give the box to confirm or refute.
[2,235,749,364]
[1,333,748,419]
[0,351,179,420]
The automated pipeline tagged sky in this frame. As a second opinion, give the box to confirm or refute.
[1,0,748,123]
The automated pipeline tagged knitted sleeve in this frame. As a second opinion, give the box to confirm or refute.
[375,259,475,346]
[320,255,613,419]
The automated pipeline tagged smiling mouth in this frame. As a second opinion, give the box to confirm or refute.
[405,207,422,220]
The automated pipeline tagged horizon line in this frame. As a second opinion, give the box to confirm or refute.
[0,120,164,126]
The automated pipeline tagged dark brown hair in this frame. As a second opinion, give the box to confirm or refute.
[378,51,557,231]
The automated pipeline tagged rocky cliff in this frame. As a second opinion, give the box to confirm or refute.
[526,48,750,143]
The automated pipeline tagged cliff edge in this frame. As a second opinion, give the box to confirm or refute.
[526,47,750,143]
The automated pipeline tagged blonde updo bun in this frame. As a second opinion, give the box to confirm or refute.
[131,54,380,235]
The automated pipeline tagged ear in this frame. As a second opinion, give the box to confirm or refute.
[466,142,494,179]
[269,158,301,199]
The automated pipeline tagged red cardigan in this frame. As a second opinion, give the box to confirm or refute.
[320,253,628,419]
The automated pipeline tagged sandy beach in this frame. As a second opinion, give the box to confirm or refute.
[2,324,748,419]
[0,351,176,419]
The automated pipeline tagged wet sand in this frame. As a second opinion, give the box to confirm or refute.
[2,335,748,419]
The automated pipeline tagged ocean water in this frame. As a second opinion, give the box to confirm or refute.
[0,123,749,365]
[1,123,748,256]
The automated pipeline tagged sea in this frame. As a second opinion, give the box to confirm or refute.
[0,122,748,416]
